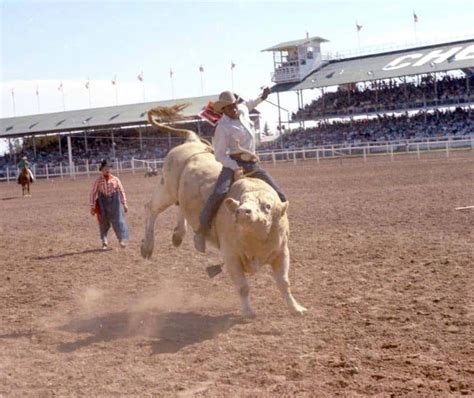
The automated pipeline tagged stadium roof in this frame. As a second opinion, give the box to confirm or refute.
[0,95,219,138]
[272,39,474,92]
[262,36,329,52]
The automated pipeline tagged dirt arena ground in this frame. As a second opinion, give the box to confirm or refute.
[1,156,473,397]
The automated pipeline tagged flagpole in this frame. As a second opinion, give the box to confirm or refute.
[87,78,92,108]
[413,11,418,42]
[356,21,361,51]
[200,71,204,96]
[62,90,66,111]
[231,65,234,91]
[169,68,175,99]
[11,89,16,116]
[36,86,41,113]
[142,81,146,102]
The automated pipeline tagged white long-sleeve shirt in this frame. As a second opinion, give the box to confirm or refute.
[214,97,263,170]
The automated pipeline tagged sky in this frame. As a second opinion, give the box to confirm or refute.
[1,0,473,153]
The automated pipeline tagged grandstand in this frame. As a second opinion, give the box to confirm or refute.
[0,95,260,179]
[261,36,473,149]
[1,36,473,179]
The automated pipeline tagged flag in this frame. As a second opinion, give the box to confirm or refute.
[57,82,63,91]
[111,76,117,85]
[199,101,223,126]
[137,72,144,82]
[356,22,363,31]
[35,85,39,96]
[169,68,174,78]
[85,80,90,90]
[231,61,236,70]
[11,88,14,97]
[413,11,418,23]
[199,65,204,73]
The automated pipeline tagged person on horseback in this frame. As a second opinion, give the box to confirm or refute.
[193,88,287,253]
[90,160,129,250]
[17,156,35,184]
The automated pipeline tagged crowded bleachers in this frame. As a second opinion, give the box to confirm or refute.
[263,107,473,150]
[293,74,474,120]
[0,122,214,172]
[1,72,473,174]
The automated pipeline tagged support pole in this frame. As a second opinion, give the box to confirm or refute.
[86,159,90,177]
[60,163,64,179]
[276,92,283,150]
[111,131,116,159]
[45,164,49,181]
[58,134,62,156]
[416,143,420,160]
[6,167,10,184]
[32,136,37,159]
[67,135,74,179]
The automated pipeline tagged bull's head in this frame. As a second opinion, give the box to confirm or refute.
[224,193,289,239]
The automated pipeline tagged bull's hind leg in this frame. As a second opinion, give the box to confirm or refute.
[271,248,307,316]
[225,253,256,318]
[172,207,187,247]
[141,182,174,259]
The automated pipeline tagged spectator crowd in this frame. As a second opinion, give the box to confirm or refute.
[294,74,473,120]
[1,76,473,175]
[263,107,473,150]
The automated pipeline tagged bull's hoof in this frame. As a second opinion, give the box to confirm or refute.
[140,239,154,259]
[290,304,308,316]
[241,307,257,319]
[172,232,183,247]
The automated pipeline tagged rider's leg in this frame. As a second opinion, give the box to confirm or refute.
[194,167,234,253]
[245,164,287,203]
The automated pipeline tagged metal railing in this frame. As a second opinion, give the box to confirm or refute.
[1,136,472,183]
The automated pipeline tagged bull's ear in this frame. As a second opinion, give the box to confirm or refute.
[224,198,239,214]
[280,201,289,216]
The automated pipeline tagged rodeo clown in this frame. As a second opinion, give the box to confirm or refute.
[89,160,129,249]
[194,88,287,253]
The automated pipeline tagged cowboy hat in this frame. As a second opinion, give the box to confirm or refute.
[212,91,240,113]
[99,159,112,171]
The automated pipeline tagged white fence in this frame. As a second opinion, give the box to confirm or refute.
[1,136,472,183]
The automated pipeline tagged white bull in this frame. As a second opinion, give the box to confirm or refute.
[141,111,306,317]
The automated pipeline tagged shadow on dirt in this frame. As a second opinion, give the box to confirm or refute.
[1,197,18,201]
[33,248,112,260]
[57,311,242,354]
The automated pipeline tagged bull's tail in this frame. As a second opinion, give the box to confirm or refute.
[147,106,201,144]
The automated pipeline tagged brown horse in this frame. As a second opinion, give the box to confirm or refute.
[19,168,31,197]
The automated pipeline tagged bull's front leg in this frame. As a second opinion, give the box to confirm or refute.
[141,183,174,259]
[271,247,307,315]
[225,253,256,318]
